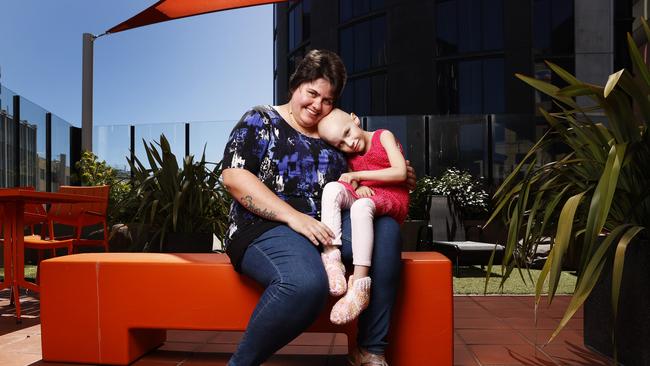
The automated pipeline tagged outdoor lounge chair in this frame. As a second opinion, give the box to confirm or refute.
[417,195,505,274]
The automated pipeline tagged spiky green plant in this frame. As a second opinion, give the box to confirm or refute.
[125,134,231,251]
[487,19,650,353]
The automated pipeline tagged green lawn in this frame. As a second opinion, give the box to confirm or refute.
[0,265,38,282]
[453,265,577,295]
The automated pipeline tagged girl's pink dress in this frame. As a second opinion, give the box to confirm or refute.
[341,129,410,224]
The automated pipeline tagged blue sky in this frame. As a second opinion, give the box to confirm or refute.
[0,1,274,127]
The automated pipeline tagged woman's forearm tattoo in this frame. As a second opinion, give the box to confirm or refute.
[241,195,277,220]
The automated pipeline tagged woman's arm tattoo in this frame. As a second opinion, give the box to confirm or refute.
[241,195,277,220]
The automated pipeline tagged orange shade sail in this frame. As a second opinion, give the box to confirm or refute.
[107,0,288,34]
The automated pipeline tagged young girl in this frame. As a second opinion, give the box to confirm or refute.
[317,108,409,325]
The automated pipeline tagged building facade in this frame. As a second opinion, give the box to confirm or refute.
[274,0,631,116]
[273,0,633,182]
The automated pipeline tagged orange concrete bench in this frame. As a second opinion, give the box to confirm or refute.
[40,252,452,365]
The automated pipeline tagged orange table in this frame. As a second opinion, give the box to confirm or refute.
[0,188,102,322]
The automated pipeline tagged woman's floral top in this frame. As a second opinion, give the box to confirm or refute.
[221,105,347,270]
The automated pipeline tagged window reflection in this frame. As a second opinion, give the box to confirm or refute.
[438,58,504,114]
[340,74,386,116]
[436,0,503,56]
[288,0,311,52]
[340,0,385,22]
[533,0,574,55]
[339,16,387,73]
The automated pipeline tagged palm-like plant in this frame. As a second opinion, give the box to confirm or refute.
[126,134,231,251]
[487,20,650,345]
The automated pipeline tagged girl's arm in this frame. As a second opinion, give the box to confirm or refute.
[222,168,333,246]
[341,130,407,183]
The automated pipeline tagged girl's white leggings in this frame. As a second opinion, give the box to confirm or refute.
[320,181,376,267]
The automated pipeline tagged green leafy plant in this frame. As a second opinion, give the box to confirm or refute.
[76,150,131,225]
[487,19,650,348]
[125,134,231,251]
[409,168,489,220]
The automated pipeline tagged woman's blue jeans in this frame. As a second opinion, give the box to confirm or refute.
[228,211,402,366]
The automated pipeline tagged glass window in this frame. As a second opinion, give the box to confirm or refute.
[533,0,574,55]
[340,0,385,22]
[288,4,302,51]
[370,74,387,115]
[303,0,311,40]
[458,0,481,53]
[458,60,482,113]
[436,61,458,114]
[436,0,458,55]
[482,58,505,113]
[370,16,387,68]
[339,16,386,73]
[354,0,371,18]
[289,1,312,52]
[339,74,386,116]
[482,0,503,51]
[437,0,503,56]
[438,57,504,114]
[340,0,353,22]
[354,77,371,116]
[354,21,371,71]
[340,79,354,112]
[339,27,354,72]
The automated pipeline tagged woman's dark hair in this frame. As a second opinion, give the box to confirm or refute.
[288,49,347,101]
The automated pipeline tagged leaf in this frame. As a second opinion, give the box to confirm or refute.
[582,143,626,269]
[548,191,585,301]
[604,69,624,98]
[547,224,632,343]
[627,33,650,87]
[611,226,644,323]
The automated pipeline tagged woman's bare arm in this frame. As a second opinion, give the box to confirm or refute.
[222,168,333,245]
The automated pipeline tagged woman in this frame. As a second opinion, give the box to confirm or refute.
[221,49,414,366]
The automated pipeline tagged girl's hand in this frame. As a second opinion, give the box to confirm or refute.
[355,186,375,198]
[338,172,358,184]
[287,212,334,246]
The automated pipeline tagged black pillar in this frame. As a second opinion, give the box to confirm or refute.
[486,114,494,187]
[46,112,52,192]
[13,95,20,187]
[130,125,135,180]
[69,126,82,186]
[185,122,190,157]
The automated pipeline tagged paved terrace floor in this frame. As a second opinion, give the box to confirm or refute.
[0,291,613,366]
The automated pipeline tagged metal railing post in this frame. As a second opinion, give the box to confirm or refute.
[13,95,20,187]
[185,122,190,157]
[46,112,52,192]
[130,125,135,180]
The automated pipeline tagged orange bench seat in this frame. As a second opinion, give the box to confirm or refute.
[40,252,452,365]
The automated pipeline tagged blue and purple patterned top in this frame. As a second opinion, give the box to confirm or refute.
[221,105,347,270]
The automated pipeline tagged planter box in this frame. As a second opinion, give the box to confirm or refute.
[400,219,427,252]
[584,239,650,366]
[162,232,214,253]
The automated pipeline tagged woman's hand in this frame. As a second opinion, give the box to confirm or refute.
[287,212,334,246]
[405,160,417,191]
[355,186,375,198]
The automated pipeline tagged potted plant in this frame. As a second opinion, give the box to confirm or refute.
[487,19,650,364]
[125,134,231,253]
[408,168,489,250]
[76,151,133,224]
